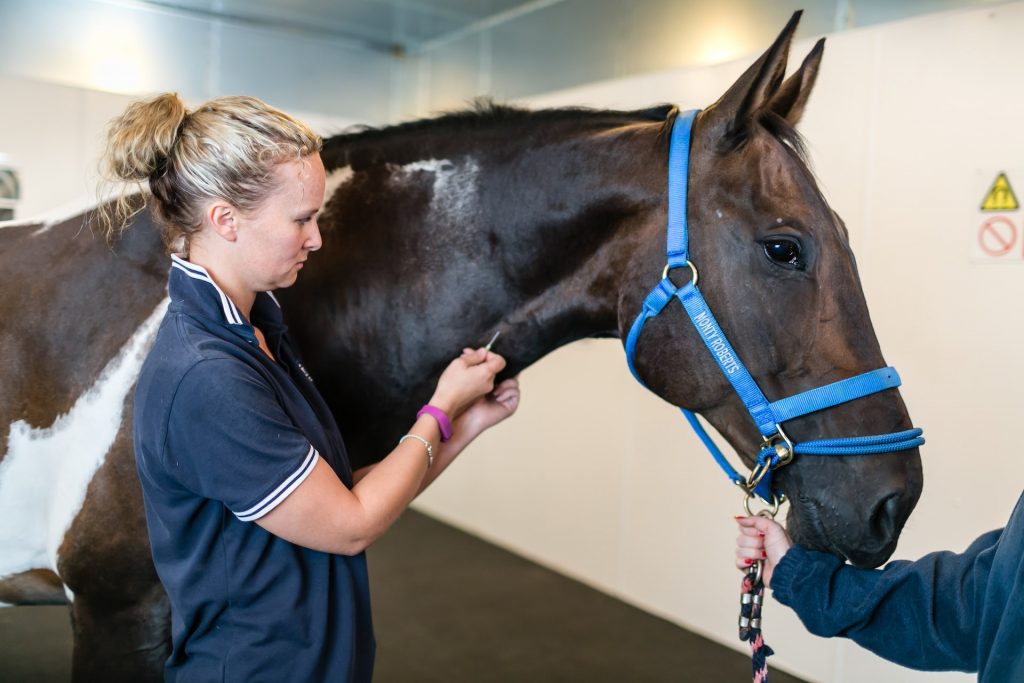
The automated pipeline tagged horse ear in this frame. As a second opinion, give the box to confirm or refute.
[768,38,825,126]
[702,11,802,141]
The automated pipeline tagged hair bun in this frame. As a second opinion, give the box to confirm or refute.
[103,93,188,182]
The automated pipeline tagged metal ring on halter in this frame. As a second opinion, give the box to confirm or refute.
[745,460,772,494]
[662,260,698,287]
[743,489,782,518]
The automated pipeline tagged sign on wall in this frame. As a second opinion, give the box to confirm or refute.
[973,170,1024,263]
[0,153,18,221]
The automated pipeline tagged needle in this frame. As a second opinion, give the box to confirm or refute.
[484,330,501,351]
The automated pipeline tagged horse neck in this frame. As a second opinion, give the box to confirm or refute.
[327,116,668,377]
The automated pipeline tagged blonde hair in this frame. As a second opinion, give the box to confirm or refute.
[99,93,322,254]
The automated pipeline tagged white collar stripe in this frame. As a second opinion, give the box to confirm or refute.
[170,257,244,326]
[235,446,319,521]
[169,254,219,276]
[219,291,243,326]
[170,263,242,325]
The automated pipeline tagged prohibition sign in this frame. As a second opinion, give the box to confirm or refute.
[978,216,1016,257]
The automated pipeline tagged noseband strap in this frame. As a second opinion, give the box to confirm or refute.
[625,109,924,503]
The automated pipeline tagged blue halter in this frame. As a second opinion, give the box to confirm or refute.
[624,109,924,505]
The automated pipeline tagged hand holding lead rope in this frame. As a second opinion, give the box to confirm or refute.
[738,509,776,682]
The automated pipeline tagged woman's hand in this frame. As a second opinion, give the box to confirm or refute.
[736,515,793,588]
[429,347,506,418]
[456,376,520,437]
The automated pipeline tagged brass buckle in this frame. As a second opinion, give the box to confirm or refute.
[662,260,698,287]
[760,423,794,468]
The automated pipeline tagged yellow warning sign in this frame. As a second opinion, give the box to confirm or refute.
[980,172,1019,211]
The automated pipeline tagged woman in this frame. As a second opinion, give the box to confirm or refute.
[735,501,1024,681]
[103,93,520,682]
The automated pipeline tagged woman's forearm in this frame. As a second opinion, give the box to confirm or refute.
[414,419,482,495]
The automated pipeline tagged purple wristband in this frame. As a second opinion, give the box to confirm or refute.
[417,404,453,442]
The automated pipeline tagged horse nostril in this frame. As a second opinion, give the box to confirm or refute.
[871,493,901,540]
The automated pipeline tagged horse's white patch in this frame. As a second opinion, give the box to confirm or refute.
[402,160,450,173]
[392,158,480,224]
[716,209,723,219]
[322,166,354,210]
[0,299,169,596]
[776,217,784,224]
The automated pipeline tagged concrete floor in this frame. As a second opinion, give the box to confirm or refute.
[0,510,807,682]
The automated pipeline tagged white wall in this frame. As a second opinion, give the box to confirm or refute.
[0,76,135,219]
[392,0,1009,121]
[0,0,1003,126]
[0,73,358,221]
[0,0,393,122]
[413,4,1024,682]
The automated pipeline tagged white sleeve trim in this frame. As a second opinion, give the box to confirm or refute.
[235,445,319,522]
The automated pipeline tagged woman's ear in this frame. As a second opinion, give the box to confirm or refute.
[206,201,239,242]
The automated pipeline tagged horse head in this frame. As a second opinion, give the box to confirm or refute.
[621,13,923,568]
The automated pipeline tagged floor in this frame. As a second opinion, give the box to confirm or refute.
[0,510,807,682]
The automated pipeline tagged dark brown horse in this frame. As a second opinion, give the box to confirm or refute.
[0,14,922,681]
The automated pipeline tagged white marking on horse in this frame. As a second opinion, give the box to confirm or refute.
[0,299,169,599]
[322,166,354,211]
[393,158,480,223]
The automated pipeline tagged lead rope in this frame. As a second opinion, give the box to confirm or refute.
[738,508,776,683]
[739,560,773,683]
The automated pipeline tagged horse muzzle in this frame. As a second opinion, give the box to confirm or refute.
[782,446,924,568]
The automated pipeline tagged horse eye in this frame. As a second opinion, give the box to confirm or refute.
[762,238,804,270]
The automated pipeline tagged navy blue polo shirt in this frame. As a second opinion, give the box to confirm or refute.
[134,255,374,682]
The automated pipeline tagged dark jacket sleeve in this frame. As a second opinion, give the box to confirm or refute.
[770,530,1002,672]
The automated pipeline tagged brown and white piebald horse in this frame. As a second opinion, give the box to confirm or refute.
[0,15,922,681]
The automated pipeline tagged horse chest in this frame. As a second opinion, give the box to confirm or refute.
[0,299,168,598]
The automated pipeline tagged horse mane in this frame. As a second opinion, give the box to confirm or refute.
[322,101,806,169]
[322,100,679,162]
